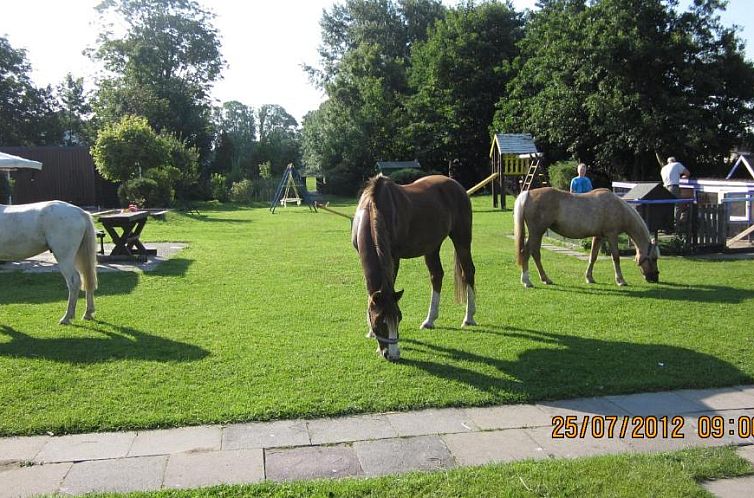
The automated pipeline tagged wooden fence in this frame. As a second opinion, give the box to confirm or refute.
[0,146,119,207]
[692,203,727,249]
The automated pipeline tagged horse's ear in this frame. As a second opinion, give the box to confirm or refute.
[394,289,404,302]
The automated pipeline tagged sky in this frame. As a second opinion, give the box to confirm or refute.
[1,0,752,124]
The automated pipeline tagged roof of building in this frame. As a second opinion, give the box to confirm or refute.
[490,133,539,157]
[376,160,421,171]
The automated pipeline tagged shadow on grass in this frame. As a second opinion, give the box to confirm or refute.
[540,281,754,304]
[400,326,752,404]
[150,257,193,277]
[0,322,209,363]
[0,258,194,307]
[0,271,140,305]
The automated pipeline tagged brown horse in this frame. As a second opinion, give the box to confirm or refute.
[352,175,476,361]
[513,188,659,287]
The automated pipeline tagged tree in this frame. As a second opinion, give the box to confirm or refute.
[56,73,93,146]
[90,0,224,157]
[0,36,62,145]
[302,0,446,194]
[91,114,199,206]
[495,0,754,179]
[406,2,524,184]
[210,101,257,178]
[255,104,301,175]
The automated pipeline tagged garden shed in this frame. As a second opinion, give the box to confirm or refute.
[489,133,540,209]
[621,182,676,233]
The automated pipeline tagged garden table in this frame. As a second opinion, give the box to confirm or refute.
[98,210,156,262]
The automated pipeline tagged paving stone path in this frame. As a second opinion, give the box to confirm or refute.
[1,385,753,497]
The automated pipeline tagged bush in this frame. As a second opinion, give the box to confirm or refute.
[387,168,437,185]
[210,173,228,202]
[547,161,578,191]
[229,179,255,204]
[118,177,161,208]
[320,164,364,196]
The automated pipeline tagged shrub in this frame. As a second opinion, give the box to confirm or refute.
[387,168,437,185]
[210,173,228,202]
[229,179,255,204]
[320,164,363,196]
[548,161,578,191]
[118,177,160,208]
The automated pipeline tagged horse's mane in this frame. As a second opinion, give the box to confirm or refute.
[621,195,652,246]
[363,175,401,284]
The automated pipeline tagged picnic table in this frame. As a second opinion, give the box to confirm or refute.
[98,210,156,262]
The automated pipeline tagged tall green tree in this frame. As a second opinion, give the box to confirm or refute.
[255,104,301,175]
[90,0,224,157]
[495,0,754,179]
[210,101,257,178]
[407,1,523,184]
[303,0,446,195]
[56,73,93,146]
[0,36,61,145]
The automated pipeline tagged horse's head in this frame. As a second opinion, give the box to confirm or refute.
[368,289,404,361]
[636,241,660,283]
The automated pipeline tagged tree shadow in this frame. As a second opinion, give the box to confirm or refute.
[0,322,209,363]
[399,325,751,405]
[0,271,140,305]
[540,281,754,304]
[150,257,193,277]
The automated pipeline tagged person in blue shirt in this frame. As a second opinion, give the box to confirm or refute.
[570,163,593,194]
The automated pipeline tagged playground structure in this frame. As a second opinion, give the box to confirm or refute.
[270,164,317,214]
[488,133,543,210]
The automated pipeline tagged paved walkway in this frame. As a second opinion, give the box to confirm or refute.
[1,385,753,497]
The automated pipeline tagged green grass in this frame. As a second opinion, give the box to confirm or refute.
[1,196,753,436]
[96,447,753,497]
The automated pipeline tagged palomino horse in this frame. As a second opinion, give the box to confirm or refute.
[352,175,476,361]
[0,201,98,323]
[513,188,659,287]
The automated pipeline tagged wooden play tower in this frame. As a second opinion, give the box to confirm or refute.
[489,133,541,210]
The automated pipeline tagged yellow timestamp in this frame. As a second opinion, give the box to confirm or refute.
[697,415,754,439]
[551,415,686,439]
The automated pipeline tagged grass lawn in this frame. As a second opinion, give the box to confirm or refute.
[0,195,753,435]
[97,447,753,497]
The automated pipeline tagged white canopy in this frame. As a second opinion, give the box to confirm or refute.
[0,152,43,171]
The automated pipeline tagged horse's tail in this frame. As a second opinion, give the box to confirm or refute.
[75,211,98,292]
[453,191,474,304]
[513,191,528,267]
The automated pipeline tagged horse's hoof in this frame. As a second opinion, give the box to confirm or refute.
[462,320,477,327]
[522,281,534,288]
[420,321,434,330]
[617,281,627,287]
[542,280,554,285]
[585,278,595,284]
[59,318,71,325]
[83,313,95,321]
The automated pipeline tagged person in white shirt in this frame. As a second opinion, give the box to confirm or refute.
[660,157,690,196]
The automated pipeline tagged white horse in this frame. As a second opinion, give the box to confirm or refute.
[0,201,98,324]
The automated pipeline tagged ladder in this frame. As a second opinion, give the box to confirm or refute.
[521,156,542,191]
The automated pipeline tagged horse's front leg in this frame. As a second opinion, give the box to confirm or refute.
[421,250,443,329]
[607,234,627,286]
[585,236,602,284]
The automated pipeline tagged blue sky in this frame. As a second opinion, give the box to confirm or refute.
[1,0,752,123]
